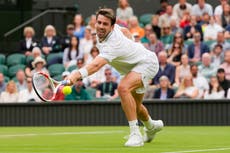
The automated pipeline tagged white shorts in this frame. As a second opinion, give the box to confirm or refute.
[132,52,159,94]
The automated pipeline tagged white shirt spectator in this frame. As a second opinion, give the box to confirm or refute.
[214,5,223,16]
[192,3,213,17]
[173,2,192,20]
[193,75,209,98]
[18,89,40,102]
[203,23,224,41]
[204,90,225,99]
[0,92,19,103]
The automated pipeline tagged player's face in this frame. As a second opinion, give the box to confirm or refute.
[95,14,114,41]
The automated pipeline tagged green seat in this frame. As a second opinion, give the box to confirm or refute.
[26,56,34,65]
[139,13,153,26]
[0,65,8,76]
[46,53,62,64]
[204,40,216,48]
[4,76,10,83]
[53,74,63,81]
[8,64,25,78]
[0,54,6,64]
[85,87,97,98]
[48,64,65,77]
[6,53,26,67]
[67,65,78,72]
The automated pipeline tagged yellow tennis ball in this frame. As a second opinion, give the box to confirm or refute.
[62,86,72,95]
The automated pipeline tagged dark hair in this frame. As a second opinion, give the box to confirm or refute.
[208,76,223,94]
[68,36,80,60]
[96,8,116,25]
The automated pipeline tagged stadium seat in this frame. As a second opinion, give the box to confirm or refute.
[0,64,8,76]
[48,63,65,77]
[8,64,25,78]
[26,56,34,65]
[204,40,216,48]
[0,54,6,64]
[6,53,26,67]
[53,74,63,81]
[46,53,63,64]
[4,76,10,83]
[67,65,78,72]
[139,13,153,26]
[85,87,97,98]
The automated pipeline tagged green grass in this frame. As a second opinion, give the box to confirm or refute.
[0,126,229,153]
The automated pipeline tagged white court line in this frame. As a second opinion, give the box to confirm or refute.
[0,130,125,138]
[163,147,230,153]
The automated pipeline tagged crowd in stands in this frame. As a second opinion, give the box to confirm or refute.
[0,0,230,102]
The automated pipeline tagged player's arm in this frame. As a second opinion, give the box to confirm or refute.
[120,27,133,40]
[67,56,108,85]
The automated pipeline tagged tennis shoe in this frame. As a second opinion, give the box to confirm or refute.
[124,131,144,147]
[143,120,164,143]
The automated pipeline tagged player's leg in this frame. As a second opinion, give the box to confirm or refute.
[131,91,164,143]
[117,71,144,147]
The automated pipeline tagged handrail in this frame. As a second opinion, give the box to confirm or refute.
[4,9,68,38]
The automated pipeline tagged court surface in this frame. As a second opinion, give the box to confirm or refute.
[0,126,229,153]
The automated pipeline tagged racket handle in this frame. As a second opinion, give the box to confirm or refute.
[61,80,71,85]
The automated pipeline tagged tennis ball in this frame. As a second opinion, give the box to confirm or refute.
[62,86,72,95]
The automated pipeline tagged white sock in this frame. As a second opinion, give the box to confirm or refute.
[141,116,154,130]
[128,120,139,133]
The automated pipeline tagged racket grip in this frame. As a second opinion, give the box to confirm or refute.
[61,80,71,85]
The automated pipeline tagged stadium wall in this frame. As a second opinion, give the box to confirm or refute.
[0,99,229,126]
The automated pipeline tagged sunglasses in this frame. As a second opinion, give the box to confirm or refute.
[105,73,111,75]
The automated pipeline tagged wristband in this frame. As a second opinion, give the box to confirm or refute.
[78,67,88,79]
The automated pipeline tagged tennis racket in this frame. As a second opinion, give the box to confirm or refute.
[32,71,70,102]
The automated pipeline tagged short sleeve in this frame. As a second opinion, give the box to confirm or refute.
[98,45,117,62]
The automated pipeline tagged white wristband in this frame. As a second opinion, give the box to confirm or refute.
[78,68,88,79]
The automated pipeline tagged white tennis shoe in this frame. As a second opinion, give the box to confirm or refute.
[143,120,164,143]
[124,131,144,147]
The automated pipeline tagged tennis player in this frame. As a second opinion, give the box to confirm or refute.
[67,8,163,147]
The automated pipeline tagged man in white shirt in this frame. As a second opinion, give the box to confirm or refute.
[192,0,213,19]
[67,8,163,147]
[173,0,192,20]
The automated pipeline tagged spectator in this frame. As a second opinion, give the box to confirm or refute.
[0,73,6,94]
[187,31,210,63]
[145,32,164,56]
[25,47,42,77]
[153,75,175,99]
[41,25,61,55]
[156,0,169,15]
[116,0,134,26]
[221,3,230,28]
[174,75,199,99]
[73,14,85,40]
[227,88,230,98]
[192,0,213,20]
[80,27,93,61]
[211,31,230,52]
[216,68,230,97]
[61,24,75,51]
[158,4,176,28]
[96,68,119,101]
[15,69,27,92]
[170,16,183,35]
[31,56,49,76]
[183,15,203,41]
[190,64,209,98]
[63,36,84,68]
[167,42,183,67]
[151,15,161,39]
[179,11,191,29]
[141,24,153,44]
[174,54,190,87]
[219,50,230,80]
[132,32,141,43]
[203,16,224,41]
[65,79,91,101]
[19,26,38,56]
[18,77,40,102]
[87,14,97,33]
[152,51,175,85]
[173,0,192,21]
[128,16,145,38]
[0,81,19,103]
[160,23,174,50]
[198,53,217,81]
[169,32,187,54]
[204,76,225,99]
[211,44,224,67]
[215,0,229,22]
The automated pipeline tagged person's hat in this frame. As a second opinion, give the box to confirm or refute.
[32,56,46,68]
[62,71,70,77]
[217,68,225,73]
